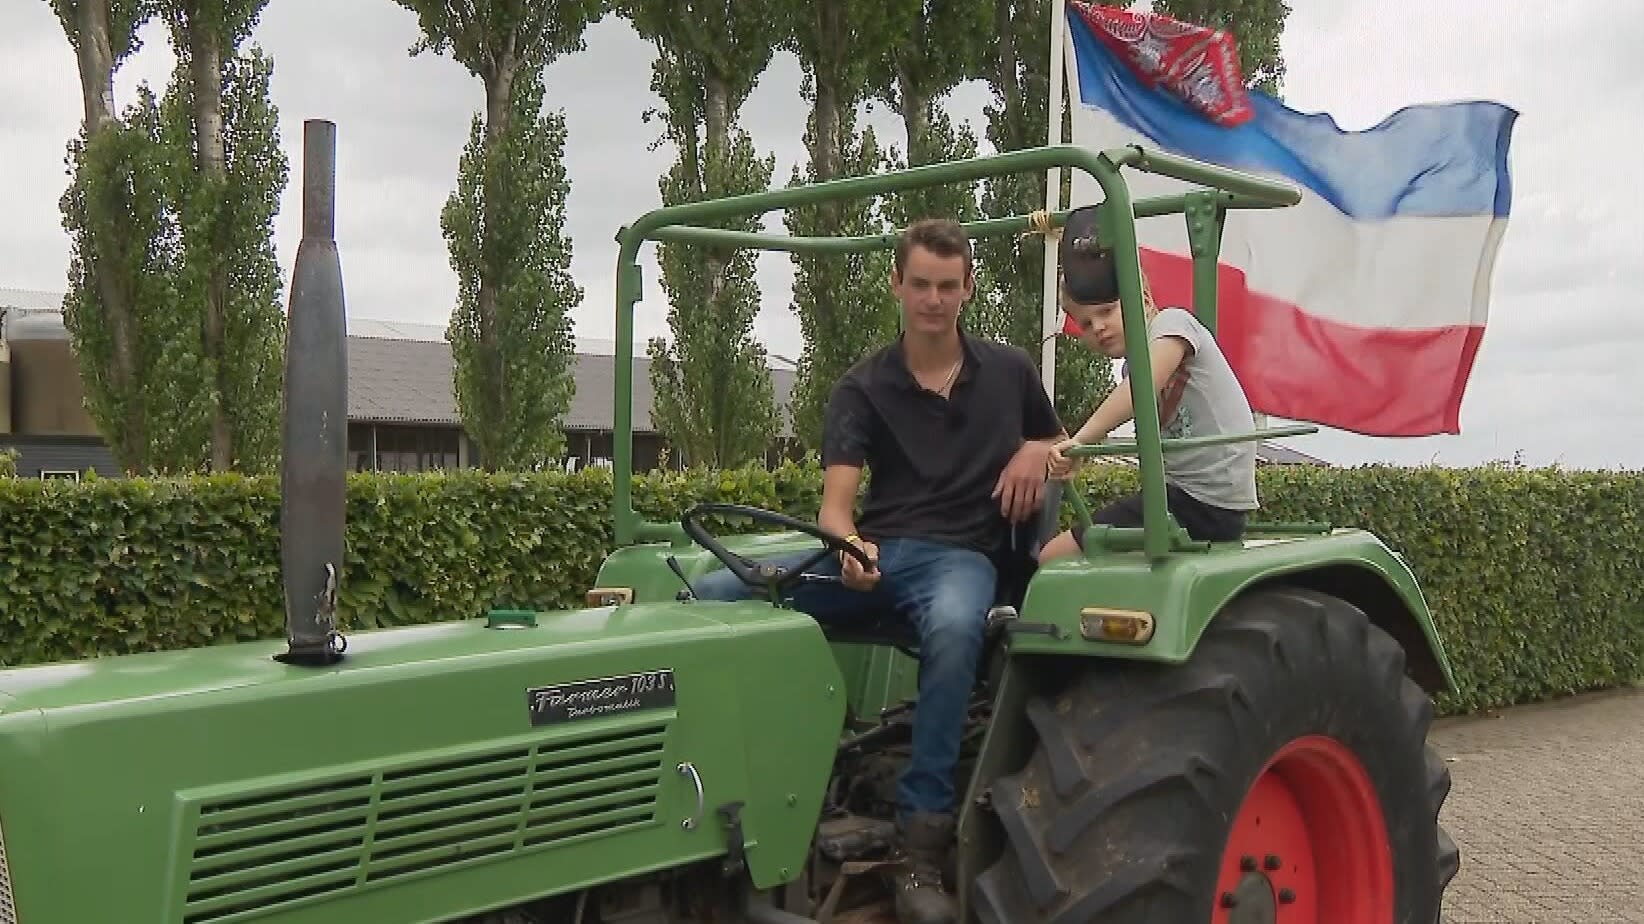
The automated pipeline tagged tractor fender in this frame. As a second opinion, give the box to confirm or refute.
[1236,558,1455,694]
[1010,529,1456,695]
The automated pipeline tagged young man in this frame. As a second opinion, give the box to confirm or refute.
[690,218,1064,924]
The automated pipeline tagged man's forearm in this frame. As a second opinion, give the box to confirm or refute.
[1029,429,1069,445]
[819,464,864,541]
[819,504,858,541]
[1016,434,1064,469]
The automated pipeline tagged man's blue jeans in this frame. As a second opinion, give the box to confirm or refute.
[692,538,997,820]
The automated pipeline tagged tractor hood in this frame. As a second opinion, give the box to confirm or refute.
[0,601,847,923]
[0,603,716,713]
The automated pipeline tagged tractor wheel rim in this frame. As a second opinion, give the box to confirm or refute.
[1214,734,1394,924]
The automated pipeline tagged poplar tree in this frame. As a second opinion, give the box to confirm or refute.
[158,0,288,473]
[52,0,287,474]
[52,0,167,472]
[395,0,605,470]
[868,0,994,229]
[782,0,901,450]
[620,1,783,468]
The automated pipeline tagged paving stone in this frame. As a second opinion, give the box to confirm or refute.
[1432,686,1644,923]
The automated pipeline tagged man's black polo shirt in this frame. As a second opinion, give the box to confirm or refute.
[821,331,1065,556]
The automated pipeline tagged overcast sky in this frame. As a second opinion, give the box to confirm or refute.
[3,1,1639,470]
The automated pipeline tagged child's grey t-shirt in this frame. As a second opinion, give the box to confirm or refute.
[1118,307,1259,511]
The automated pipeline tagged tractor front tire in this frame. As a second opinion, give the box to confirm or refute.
[974,586,1459,924]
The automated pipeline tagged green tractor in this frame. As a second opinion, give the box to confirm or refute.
[0,120,1458,924]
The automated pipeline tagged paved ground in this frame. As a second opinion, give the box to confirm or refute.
[1433,685,1644,923]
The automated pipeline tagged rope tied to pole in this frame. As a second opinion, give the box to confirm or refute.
[1023,208,1062,241]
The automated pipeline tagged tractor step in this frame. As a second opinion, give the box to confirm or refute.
[817,815,898,862]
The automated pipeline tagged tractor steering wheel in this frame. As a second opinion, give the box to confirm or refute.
[680,503,874,596]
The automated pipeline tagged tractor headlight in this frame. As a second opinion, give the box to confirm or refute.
[1080,607,1155,644]
[586,587,634,607]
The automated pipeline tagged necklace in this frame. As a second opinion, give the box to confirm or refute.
[921,356,962,397]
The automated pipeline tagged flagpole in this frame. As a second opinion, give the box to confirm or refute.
[1040,0,1069,399]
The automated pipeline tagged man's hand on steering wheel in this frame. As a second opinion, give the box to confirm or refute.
[680,503,875,596]
[839,534,880,591]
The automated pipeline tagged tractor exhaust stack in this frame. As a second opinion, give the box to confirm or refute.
[277,118,348,667]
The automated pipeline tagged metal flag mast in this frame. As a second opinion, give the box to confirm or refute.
[1039,0,1070,397]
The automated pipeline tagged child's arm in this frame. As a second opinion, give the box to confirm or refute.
[1070,335,1192,443]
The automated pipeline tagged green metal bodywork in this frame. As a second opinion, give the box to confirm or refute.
[0,603,844,922]
[591,520,1455,728]
[0,140,1458,923]
[1014,530,1448,674]
[596,534,927,720]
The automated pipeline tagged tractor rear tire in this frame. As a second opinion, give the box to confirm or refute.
[973,586,1459,924]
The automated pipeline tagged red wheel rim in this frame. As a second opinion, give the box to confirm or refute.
[1213,735,1393,923]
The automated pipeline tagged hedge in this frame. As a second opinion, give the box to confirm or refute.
[2,460,1640,716]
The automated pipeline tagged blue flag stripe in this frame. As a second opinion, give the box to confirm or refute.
[1068,9,1517,220]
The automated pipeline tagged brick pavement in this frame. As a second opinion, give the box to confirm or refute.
[1433,685,1644,923]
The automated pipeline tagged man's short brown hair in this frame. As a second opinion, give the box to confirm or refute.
[894,218,974,277]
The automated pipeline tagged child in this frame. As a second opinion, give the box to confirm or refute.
[1040,204,1258,562]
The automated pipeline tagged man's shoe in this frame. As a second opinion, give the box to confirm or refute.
[886,812,958,924]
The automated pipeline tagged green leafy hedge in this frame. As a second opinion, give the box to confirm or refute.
[2,460,1640,715]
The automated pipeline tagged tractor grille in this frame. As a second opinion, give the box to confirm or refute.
[177,720,671,923]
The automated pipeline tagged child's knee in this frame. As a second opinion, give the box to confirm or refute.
[1037,530,1082,563]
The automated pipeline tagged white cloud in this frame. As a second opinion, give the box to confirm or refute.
[3,0,1638,470]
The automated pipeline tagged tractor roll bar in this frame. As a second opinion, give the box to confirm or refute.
[611,143,1301,562]
[645,189,1292,256]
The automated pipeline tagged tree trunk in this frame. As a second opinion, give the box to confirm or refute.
[701,70,731,305]
[702,73,729,184]
[701,69,732,467]
[74,0,117,131]
[812,0,844,183]
[186,18,232,471]
[997,0,1034,286]
[812,0,848,237]
[995,0,1023,151]
[475,42,518,471]
[897,68,929,168]
[73,0,143,471]
[895,6,931,168]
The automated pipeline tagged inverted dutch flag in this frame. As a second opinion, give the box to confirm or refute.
[1062,2,1518,437]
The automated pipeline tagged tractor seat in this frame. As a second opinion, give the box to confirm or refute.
[818,603,1022,654]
